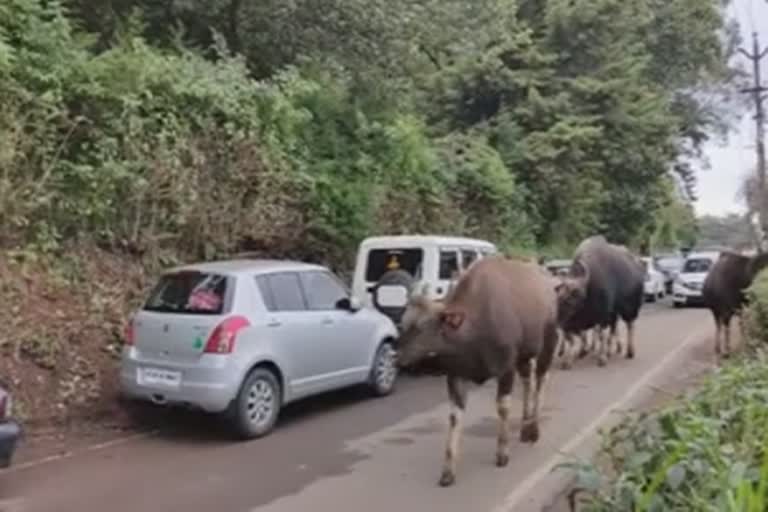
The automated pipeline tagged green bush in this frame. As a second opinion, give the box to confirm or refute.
[0,0,536,269]
[745,268,768,345]
[563,354,768,511]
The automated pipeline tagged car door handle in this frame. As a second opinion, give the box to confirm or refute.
[322,317,334,326]
[267,319,281,327]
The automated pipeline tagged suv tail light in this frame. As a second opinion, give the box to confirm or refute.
[204,316,250,354]
[124,317,135,346]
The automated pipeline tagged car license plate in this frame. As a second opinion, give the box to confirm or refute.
[138,367,182,389]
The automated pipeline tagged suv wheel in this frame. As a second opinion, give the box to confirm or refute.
[227,368,281,440]
[368,342,398,396]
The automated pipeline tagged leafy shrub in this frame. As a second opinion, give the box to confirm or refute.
[744,268,768,345]
[563,354,768,511]
[0,1,537,270]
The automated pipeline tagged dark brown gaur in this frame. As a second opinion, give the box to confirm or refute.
[555,236,645,368]
[702,250,768,357]
[395,256,559,487]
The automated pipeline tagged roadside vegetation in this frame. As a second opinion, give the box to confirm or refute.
[563,269,768,511]
[0,0,737,432]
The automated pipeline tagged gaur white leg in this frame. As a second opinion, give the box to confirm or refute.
[625,320,635,359]
[440,376,467,487]
[609,322,622,357]
[560,332,576,370]
[556,330,566,358]
[723,316,732,358]
[519,357,539,443]
[495,372,515,467]
[714,318,723,356]
[595,327,608,367]
[738,312,746,342]
[578,330,591,359]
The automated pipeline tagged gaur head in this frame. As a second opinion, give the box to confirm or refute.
[395,284,465,369]
[555,259,590,323]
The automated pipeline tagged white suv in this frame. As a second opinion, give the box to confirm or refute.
[350,235,498,326]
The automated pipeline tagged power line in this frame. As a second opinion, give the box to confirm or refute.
[738,31,768,249]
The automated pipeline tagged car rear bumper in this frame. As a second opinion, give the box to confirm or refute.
[119,349,240,413]
[0,420,22,469]
[672,284,703,304]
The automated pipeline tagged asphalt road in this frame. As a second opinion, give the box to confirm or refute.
[1,302,714,512]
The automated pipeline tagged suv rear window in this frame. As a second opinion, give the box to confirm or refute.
[365,248,423,282]
[144,271,228,315]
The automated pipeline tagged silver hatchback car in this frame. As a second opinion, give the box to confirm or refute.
[120,259,400,439]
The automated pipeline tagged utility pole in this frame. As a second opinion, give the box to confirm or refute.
[739,32,768,251]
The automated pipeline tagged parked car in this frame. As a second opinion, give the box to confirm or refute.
[350,235,498,326]
[120,259,400,439]
[543,258,572,277]
[0,383,21,468]
[672,251,720,308]
[654,253,685,293]
[640,257,666,302]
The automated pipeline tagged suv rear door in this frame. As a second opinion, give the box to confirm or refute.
[436,247,461,299]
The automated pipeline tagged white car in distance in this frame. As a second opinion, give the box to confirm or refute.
[672,251,720,308]
[640,256,666,302]
[120,259,400,439]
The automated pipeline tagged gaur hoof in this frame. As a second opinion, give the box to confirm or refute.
[626,350,634,359]
[438,470,456,487]
[597,356,607,367]
[520,422,539,443]
[577,349,589,359]
[560,361,572,370]
[722,352,731,360]
[496,453,509,467]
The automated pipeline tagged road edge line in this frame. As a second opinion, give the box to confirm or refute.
[0,429,160,475]
[490,326,710,512]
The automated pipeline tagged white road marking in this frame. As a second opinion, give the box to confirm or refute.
[0,430,159,474]
[490,326,710,512]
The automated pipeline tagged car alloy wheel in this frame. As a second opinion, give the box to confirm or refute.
[246,378,276,430]
[370,342,397,396]
[229,367,281,440]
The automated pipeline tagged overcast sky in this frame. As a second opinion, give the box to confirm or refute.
[695,0,768,216]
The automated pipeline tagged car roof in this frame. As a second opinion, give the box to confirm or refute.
[166,259,326,276]
[359,235,497,249]
[685,251,720,260]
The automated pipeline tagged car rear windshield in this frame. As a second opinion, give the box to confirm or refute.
[365,248,423,282]
[682,258,712,273]
[144,271,228,315]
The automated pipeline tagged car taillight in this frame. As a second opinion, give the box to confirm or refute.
[124,317,135,346]
[204,316,250,354]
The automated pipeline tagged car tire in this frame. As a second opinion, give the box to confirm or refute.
[674,301,685,309]
[227,367,282,440]
[371,269,415,325]
[368,341,398,397]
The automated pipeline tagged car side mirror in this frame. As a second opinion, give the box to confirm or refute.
[336,297,362,312]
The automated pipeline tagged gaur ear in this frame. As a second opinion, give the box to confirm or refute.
[439,310,465,330]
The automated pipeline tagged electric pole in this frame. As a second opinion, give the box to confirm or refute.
[739,32,768,251]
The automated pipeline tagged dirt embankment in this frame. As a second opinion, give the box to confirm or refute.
[0,247,151,443]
